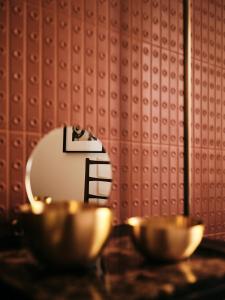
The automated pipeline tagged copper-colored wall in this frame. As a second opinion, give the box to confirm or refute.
[0,0,224,239]
[192,0,225,240]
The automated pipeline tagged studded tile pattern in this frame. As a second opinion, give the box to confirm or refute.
[0,0,224,237]
[191,0,225,238]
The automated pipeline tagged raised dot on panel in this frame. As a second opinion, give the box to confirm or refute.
[12,183,21,192]
[98,71,105,78]
[111,91,117,99]
[86,125,94,132]
[13,138,22,148]
[13,116,21,125]
[111,110,117,118]
[59,41,67,49]
[29,75,38,84]
[86,87,93,94]
[13,94,21,102]
[98,33,106,41]
[45,36,53,45]
[29,119,38,127]
[143,64,149,71]
[30,32,38,41]
[86,10,94,18]
[45,99,52,107]
[13,5,22,14]
[45,79,53,86]
[73,45,80,53]
[13,73,21,80]
[59,81,67,89]
[86,105,93,113]
[143,81,148,88]
[162,118,168,125]
[132,113,139,121]
[29,54,38,63]
[143,30,149,38]
[98,127,105,135]
[86,67,93,75]
[59,0,67,9]
[86,48,93,56]
[59,61,67,69]
[111,56,117,63]
[110,128,117,136]
[45,15,53,24]
[143,132,149,139]
[98,15,106,24]
[111,73,117,81]
[13,50,22,58]
[30,10,39,20]
[86,29,93,37]
[73,104,80,112]
[45,121,53,128]
[0,182,5,191]
[12,161,21,170]
[112,201,118,208]
[99,107,106,116]
[30,139,37,148]
[73,65,80,73]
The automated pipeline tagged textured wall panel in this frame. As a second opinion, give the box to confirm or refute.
[1,0,225,239]
[0,132,8,219]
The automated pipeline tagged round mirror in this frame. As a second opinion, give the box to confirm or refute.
[25,126,112,205]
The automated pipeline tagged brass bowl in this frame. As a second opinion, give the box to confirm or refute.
[19,201,113,268]
[127,216,204,261]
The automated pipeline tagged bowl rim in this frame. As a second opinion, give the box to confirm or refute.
[19,200,112,215]
[126,215,204,228]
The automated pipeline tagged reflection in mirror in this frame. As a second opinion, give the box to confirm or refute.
[25,126,112,206]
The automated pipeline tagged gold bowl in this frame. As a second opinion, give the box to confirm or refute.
[127,216,204,261]
[19,201,113,268]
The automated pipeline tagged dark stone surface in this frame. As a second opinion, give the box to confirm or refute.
[0,225,225,300]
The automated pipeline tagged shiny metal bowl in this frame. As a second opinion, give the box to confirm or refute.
[19,201,113,268]
[127,216,204,261]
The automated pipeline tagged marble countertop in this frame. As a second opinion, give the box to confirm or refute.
[0,225,225,300]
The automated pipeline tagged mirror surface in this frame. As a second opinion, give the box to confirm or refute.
[25,126,112,205]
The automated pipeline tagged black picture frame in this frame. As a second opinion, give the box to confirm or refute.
[63,127,105,153]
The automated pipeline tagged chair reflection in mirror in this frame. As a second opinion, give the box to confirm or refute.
[84,158,112,203]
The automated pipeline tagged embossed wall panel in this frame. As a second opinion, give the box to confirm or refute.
[0,0,8,131]
[57,12,70,127]
[109,30,120,140]
[120,142,131,221]
[142,43,151,144]
[71,17,84,126]
[0,132,8,219]
[151,145,160,216]
[120,35,130,141]
[170,146,178,215]
[42,6,56,133]
[141,143,151,217]
[131,143,141,216]
[26,3,41,133]
[97,27,109,140]
[1,0,183,224]
[2,0,225,239]
[9,0,25,132]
